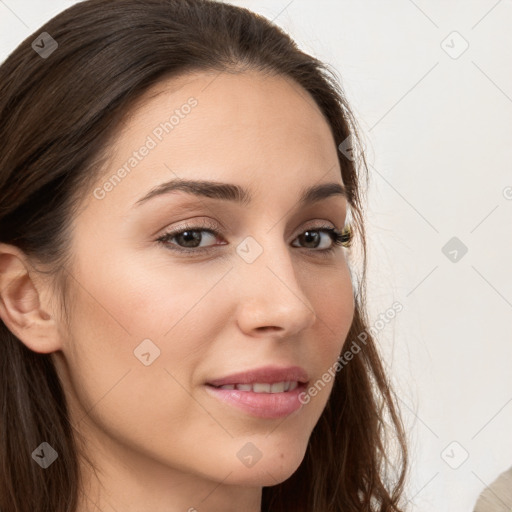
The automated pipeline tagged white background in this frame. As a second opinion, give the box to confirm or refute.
[1,1,511,511]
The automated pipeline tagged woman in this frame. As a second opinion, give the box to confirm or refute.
[0,0,408,510]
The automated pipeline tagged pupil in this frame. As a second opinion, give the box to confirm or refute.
[179,230,201,247]
[302,231,319,248]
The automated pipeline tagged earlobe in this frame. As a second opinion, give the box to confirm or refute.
[0,244,63,354]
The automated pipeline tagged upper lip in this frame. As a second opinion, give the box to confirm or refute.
[206,365,309,387]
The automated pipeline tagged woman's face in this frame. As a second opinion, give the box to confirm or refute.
[52,70,355,506]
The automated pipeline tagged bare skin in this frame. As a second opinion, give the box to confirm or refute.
[0,69,355,512]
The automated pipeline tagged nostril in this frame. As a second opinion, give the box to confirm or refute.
[256,326,280,333]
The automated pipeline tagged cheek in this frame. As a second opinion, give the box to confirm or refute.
[64,253,219,390]
[70,243,229,343]
[299,262,354,409]
[62,250,231,432]
[305,260,355,356]
[61,271,225,473]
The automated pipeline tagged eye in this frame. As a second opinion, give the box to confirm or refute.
[156,219,224,254]
[156,221,353,255]
[291,224,353,254]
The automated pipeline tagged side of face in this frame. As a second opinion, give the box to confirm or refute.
[6,70,355,489]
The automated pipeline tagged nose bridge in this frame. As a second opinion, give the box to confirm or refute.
[234,229,316,334]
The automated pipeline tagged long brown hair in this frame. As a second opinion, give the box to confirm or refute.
[0,0,408,510]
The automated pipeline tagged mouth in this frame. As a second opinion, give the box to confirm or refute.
[204,380,309,419]
[205,364,309,388]
[206,381,302,393]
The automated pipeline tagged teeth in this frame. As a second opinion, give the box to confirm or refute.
[217,381,299,393]
[253,383,271,393]
[270,382,285,393]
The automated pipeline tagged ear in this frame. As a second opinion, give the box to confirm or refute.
[0,243,64,353]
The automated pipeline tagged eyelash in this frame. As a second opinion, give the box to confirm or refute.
[155,220,353,256]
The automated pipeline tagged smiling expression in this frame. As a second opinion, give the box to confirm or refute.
[51,69,355,496]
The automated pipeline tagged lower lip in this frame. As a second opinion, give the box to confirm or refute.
[204,383,307,419]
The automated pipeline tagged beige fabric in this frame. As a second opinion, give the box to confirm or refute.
[473,466,512,511]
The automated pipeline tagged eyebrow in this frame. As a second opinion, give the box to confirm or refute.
[133,178,347,209]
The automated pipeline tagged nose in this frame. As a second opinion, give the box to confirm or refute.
[234,236,317,339]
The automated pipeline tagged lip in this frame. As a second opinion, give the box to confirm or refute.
[204,365,309,419]
[204,381,307,419]
[206,365,309,387]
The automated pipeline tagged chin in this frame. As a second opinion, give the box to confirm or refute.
[219,441,307,487]
[226,463,303,487]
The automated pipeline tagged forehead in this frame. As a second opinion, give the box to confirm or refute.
[118,69,335,151]
[89,69,343,213]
